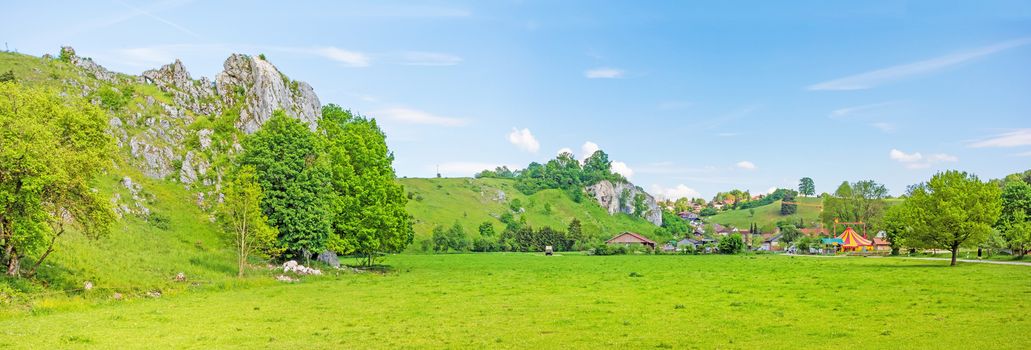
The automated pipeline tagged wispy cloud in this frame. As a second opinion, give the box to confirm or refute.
[114,0,201,39]
[399,51,462,66]
[829,101,898,119]
[508,128,540,153]
[736,161,757,170]
[311,47,370,67]
[871,122,896,132]
[889,148,958,169]
[375,107,468,127]
[809,38,1031,91]
[967,129,1031,148]
[585,67,624,79]
[581,141,600,159]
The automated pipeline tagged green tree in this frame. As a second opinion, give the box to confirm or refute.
[319,105,414,265]
[718,233,744,254]
[902,171,1002,266]
[447,222,468,252]
[431,225,449,252]
[781,190,798,215]
[478,221,496,237]
[798,177,815,197]
[0,70,14,83]
[820,180,889,232]
[219,166,280,277]
[241,110,331,261]
[881,204,911,256]
[996,180,1031,258]
[0,83,114,276]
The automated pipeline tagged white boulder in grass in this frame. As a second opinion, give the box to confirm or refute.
[281,260,322,275]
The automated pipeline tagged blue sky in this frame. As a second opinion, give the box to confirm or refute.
[4,0,1030,199]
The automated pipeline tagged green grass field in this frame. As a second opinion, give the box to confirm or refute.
[400,177,660,246]
[2,253,1027,349]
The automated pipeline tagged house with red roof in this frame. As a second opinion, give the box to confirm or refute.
[605,232,656,249]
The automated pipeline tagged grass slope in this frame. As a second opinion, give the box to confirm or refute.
[399,178,660,246]
[1,254,1027,349]
[707,197,823,232]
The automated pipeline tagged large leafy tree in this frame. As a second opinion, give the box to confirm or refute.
[219,166,280,277]
[798,177,815,197]
[901,171,1001,266]
[241,110,331,260]
[320,105,413,265]
[996,180,1031,258]
[0,83,114,276]
[820,180,889,232]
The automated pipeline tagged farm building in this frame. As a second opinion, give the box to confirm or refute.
[872,238,891,251]
[761,234,784,251]
[606,232,656,249]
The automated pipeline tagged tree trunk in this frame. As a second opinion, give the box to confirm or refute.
[950,244,959,266]
[5,247,19,276]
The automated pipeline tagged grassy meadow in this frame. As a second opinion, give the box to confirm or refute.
[706,197,823,232]
[2,253,1028,349]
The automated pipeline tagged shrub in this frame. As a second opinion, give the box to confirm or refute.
[718,233,744,254]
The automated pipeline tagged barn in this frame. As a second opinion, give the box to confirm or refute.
[605,232,657,249]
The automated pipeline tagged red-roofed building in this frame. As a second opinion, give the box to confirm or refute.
[606,232,656,249]
[872,238,891,251]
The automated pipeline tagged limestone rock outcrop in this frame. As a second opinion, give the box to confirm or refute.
[585,180,663,226]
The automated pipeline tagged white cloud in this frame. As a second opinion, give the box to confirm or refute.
[556,147,574,156]
[581,141,600,159]
[649,184,701,201]
[889,149,923,162]
[767,187,778,194]
[829,101,897,119]
[736,161,757,170]
[584,68,624,79]
[399,51,462,66]
[1014,151,1031,157]
[375,107,467,126]
[889,149,958,169]
[611,161,634,179]
[809,38,1031,90]
[508,128,540,153]
[313,47,371,67]
[968,129,1031,148]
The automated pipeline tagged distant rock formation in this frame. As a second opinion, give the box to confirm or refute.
[585,180,662,226]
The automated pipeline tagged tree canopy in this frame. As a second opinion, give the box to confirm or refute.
[0,83,114,276]
[897,171,1001,266]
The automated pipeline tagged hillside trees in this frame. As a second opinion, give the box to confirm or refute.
[899,171,1001,266]
[241,111,331,261]
[509,150,625,197]
[0,83,114,277]
[319,105,413,266]
[820,180,889,231]
[780,190,798,215]
[218,166,279,276]
[798,177,815,197]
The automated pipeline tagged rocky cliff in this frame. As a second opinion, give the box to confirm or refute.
[50,46,322,214]
[585,180,662,226]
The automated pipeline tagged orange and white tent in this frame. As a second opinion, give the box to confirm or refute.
[837,227,872,251]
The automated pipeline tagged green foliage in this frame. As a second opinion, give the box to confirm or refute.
[474,166,517,179]
[95,85,129,111]
[798,177,815,197]
[718,233,744,254]
[218,166,280,276]
[996,179,1031,258]
[0,70,14,83]
[0,83,114,276]
[820,180,889,231]
[241,110,331,260]
[897,171,1002,265]
[430,222,468,252]
[319,104,414,265]
[780,190,798,215]
[699,207,717,216]
[778,223,801,243]
[478,221,496,237]
[510,150,625,198]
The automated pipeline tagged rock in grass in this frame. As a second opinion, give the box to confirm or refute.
[317,251,340,268]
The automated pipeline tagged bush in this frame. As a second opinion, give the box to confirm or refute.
[718,233,744,254]
[472,237,499,252]
[590,243,629,256]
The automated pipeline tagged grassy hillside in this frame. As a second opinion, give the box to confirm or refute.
[706,197,823,232]
[399,177,661,248]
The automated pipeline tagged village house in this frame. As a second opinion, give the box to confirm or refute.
[605,232,656,249]
[761,234,784,251]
